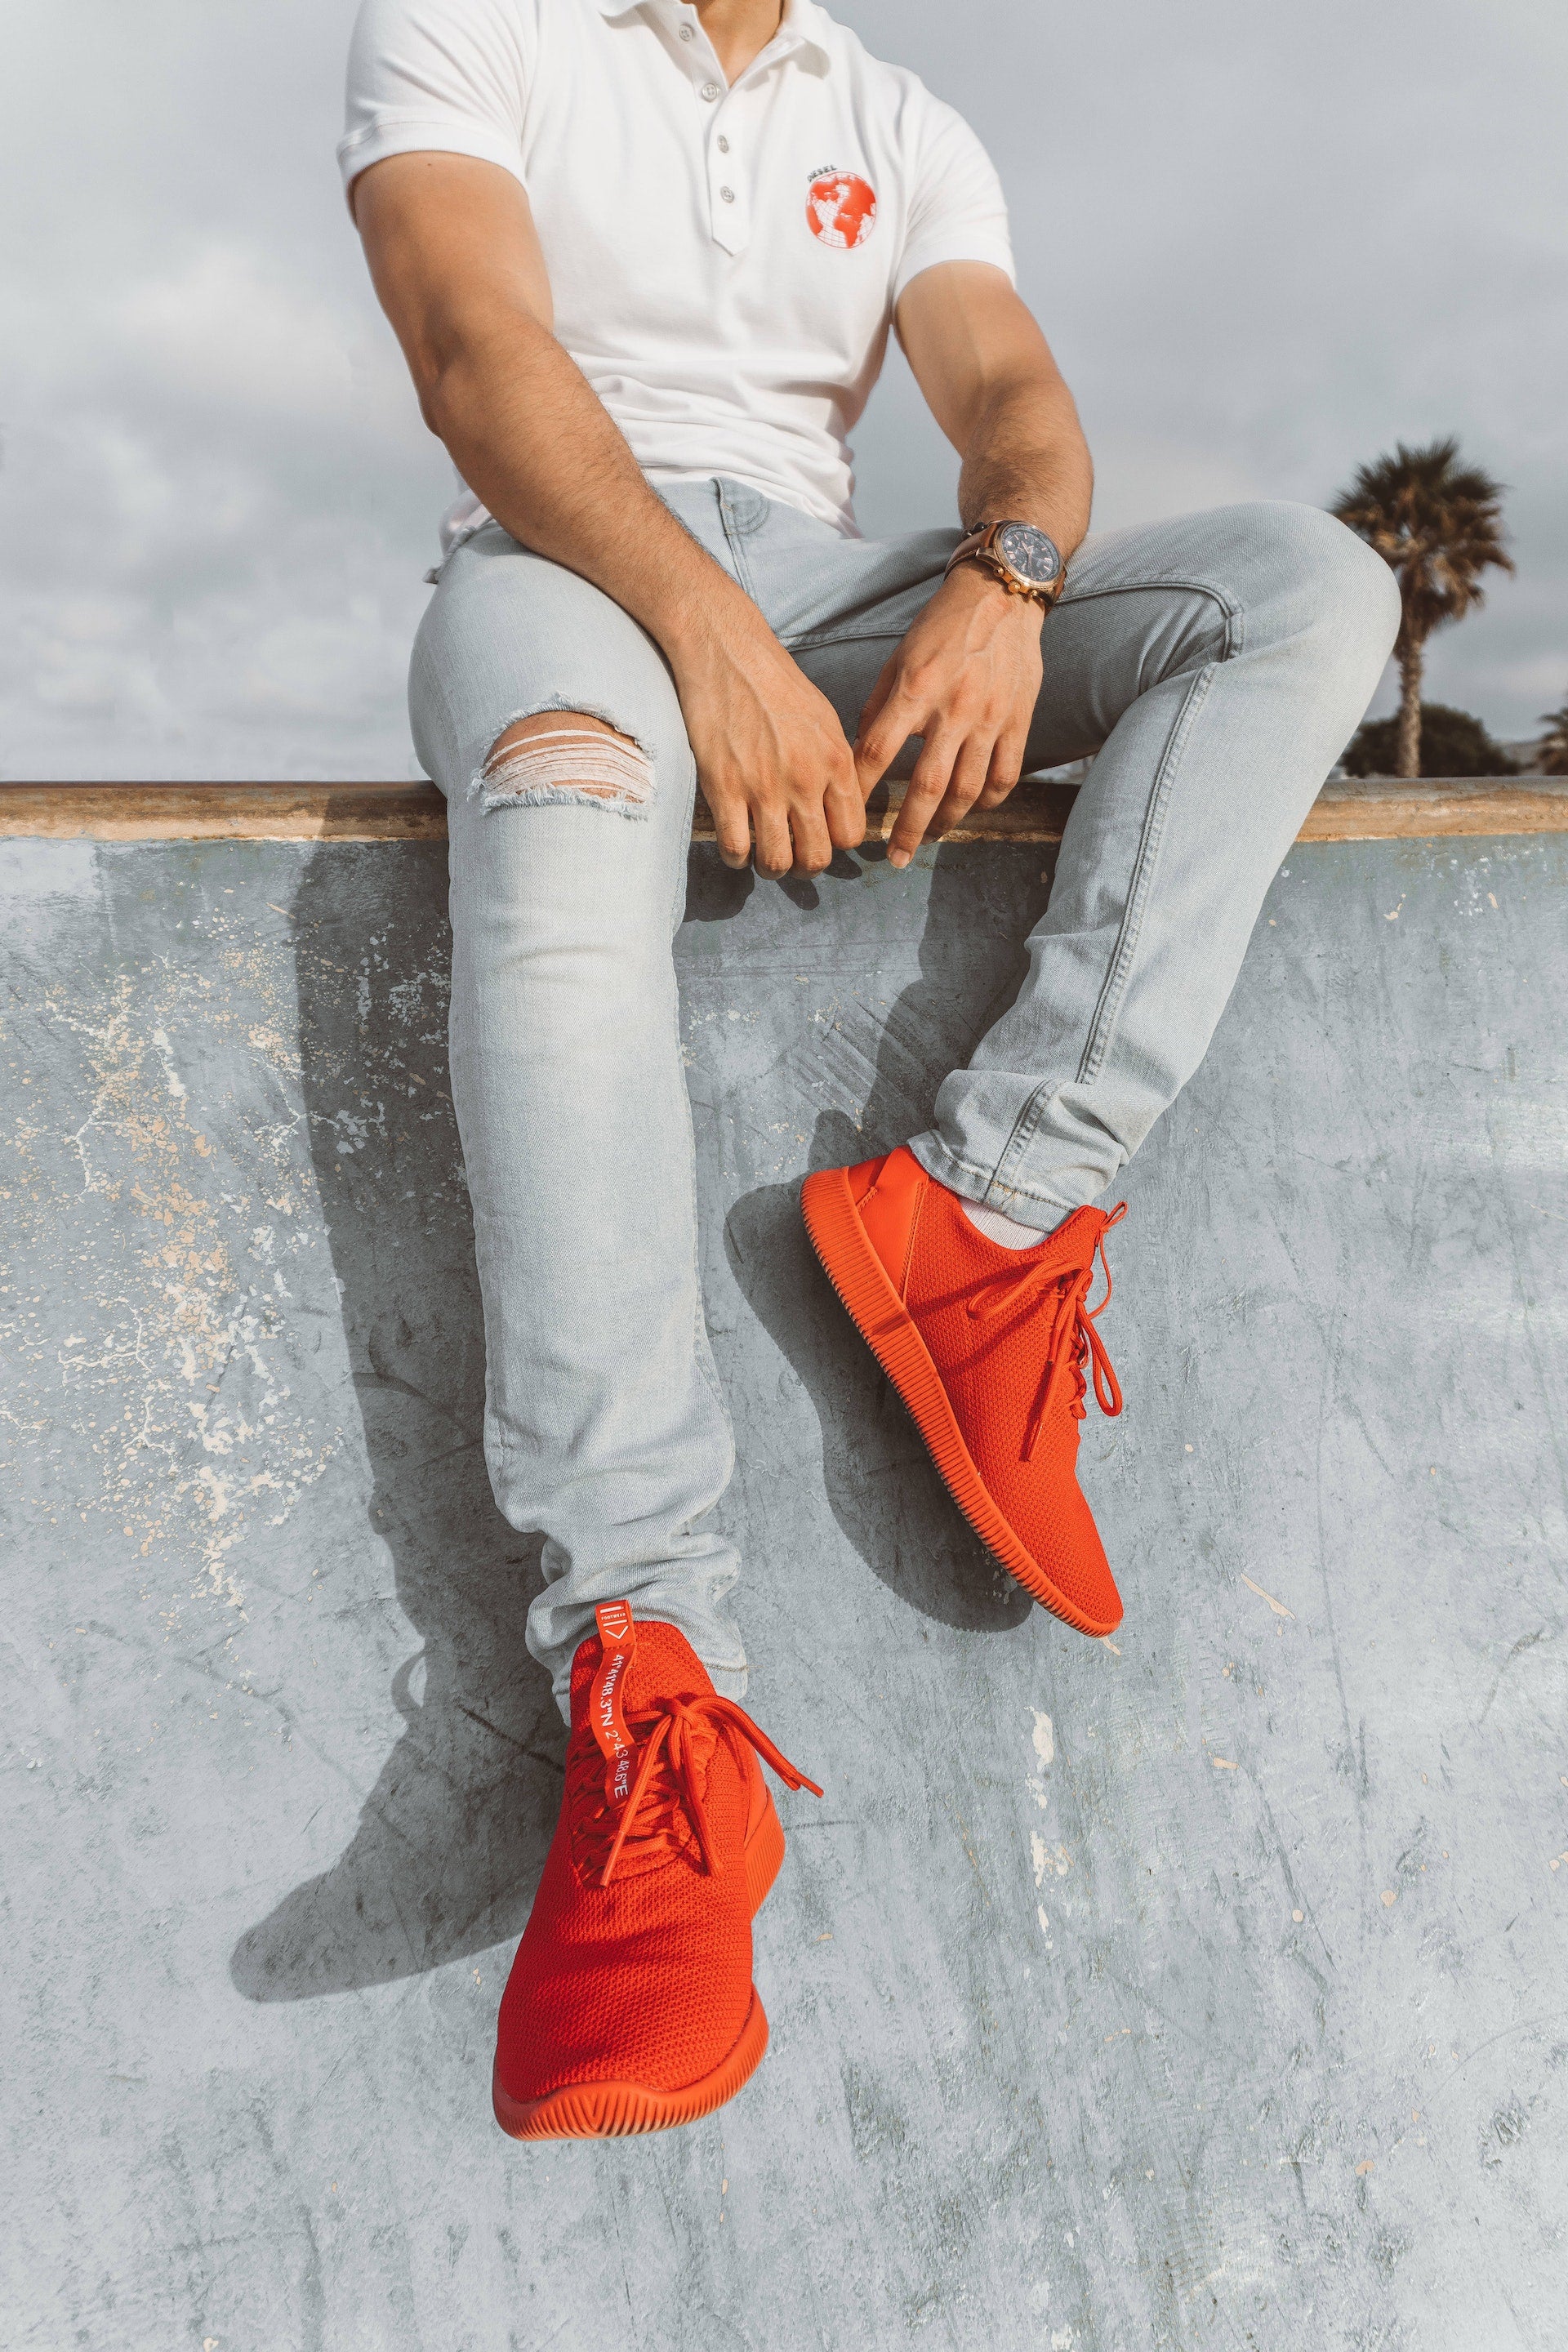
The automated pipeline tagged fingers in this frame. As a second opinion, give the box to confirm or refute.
[702,781,754,870]
[759,739,854,877]
[922,733,997,841]
[751,799,795,880]
[705,754,858,880]
[750,725,859,879]
[973,724,1030,811]
[823,755,867,853]
[885,731,963,868]
[786,797,835,875]
[851,653,897,777]
[853,672,916,803]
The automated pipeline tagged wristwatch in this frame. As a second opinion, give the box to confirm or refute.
[944,519,1067,607]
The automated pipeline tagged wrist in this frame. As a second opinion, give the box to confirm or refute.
[663,582,777,679]
[944,556,1045,622]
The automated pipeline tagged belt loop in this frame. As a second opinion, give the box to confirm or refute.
[715,479,760,597]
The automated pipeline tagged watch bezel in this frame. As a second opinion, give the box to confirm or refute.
[943,519,1068,604]
[992,520,1063,590]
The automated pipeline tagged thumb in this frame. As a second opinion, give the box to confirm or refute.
[854,690,917,803]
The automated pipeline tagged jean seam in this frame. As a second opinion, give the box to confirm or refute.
[1054,572,1242,615]
[1076,657,1213,1088]
[987,590,1241,1194]
[667,732,735,1481]
[786,569,1243,657]
[783,624,906,653]
[667,745,699,932]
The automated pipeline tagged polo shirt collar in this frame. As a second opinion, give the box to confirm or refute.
[772,0,834,64]
[592,0,833,69]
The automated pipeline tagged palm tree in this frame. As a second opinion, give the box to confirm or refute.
[1538,696,1568,777]
[1331,437,1513,778]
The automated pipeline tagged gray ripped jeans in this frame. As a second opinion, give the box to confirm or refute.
[408,481,1399,1711]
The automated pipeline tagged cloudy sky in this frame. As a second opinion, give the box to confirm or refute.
[3,0,1564,780]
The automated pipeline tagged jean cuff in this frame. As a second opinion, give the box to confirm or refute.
[905,1129,1083,1233]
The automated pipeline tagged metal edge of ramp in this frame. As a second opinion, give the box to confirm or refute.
[1,775,1565,844]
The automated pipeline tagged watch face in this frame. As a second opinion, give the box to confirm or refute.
[996,523,1062,587]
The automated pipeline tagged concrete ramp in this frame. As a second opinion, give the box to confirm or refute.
[2,826,1564,2349]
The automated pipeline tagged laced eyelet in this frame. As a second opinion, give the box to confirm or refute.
[569,1691,822,1887]
[966,1213,1126,1459]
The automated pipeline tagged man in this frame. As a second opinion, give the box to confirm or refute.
[340,0,1399,2140]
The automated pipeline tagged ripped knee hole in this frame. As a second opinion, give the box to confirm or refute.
[477,717,654,814]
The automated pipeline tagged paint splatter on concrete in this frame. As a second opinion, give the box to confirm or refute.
[0,844,461,1638]
[4,831,1566,2352]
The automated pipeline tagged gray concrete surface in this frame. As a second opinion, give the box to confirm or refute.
[2,829,1564,2352]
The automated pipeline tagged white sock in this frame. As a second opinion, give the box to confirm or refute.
[961,1198,1051,1250]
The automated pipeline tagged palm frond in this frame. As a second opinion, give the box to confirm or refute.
[1331,435,1513,646]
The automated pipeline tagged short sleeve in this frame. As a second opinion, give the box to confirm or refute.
[893,98,1015,303]
[337,0,535,211]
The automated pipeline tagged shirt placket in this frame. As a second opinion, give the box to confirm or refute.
[671,6,800,257]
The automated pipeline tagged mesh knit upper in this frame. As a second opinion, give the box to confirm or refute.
[494,1620,764,2101]
[859,1153,1125,1629]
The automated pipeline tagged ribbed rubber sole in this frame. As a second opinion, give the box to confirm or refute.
[800,1163,1120,1639]
[492,1989,769,2140]
[492,1793,786,2143]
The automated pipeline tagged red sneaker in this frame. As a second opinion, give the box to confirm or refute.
[492,1601,821,2140]
[802,1147,1127,1635]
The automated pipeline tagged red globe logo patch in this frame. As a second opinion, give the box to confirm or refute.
[806,168,877,252]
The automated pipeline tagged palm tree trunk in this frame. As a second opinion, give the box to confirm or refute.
[1396,642,1424,778]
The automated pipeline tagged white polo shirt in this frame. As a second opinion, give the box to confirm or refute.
[339,0,1015,549]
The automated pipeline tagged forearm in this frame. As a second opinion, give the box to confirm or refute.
[422,310,758,670]
[356,150,860,876]
[858,270,1094,858]
[956,368,1093,557]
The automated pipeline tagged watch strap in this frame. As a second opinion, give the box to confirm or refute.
[943,524,993,580]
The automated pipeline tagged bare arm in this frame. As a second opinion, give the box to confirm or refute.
[853,262,1093,866]
[353,152,863,875]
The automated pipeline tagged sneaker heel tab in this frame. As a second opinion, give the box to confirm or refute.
[846,1152,891,1205]
[853,1146,927,1294]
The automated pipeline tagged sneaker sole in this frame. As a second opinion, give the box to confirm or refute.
[491,1794,786,2142]
[801,1163,1121,1639]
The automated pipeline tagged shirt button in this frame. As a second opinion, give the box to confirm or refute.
[678,23,693,38]
[701,80,721,100]
[719,185,735,203]
[717,135,729,153]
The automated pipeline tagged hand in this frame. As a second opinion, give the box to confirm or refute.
[853,563,1045,868]
[673,609,866,878]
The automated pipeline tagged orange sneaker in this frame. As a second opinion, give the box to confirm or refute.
[492,1601,821,2140]
[802,1147,1127,1635]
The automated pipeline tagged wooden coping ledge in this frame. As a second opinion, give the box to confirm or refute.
[1,775,1564,846]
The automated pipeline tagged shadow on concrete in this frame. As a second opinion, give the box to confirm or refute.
[230,843,563,2003]
[723,835,1055,1636]
[725,1169,1031,1634]
[233,825,1054,1994]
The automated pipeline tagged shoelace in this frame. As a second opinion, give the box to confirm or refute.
[965,1204,1127,1460]
[571,1691,822,1888]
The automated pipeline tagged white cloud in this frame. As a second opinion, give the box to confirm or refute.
[1,0,1563,776]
